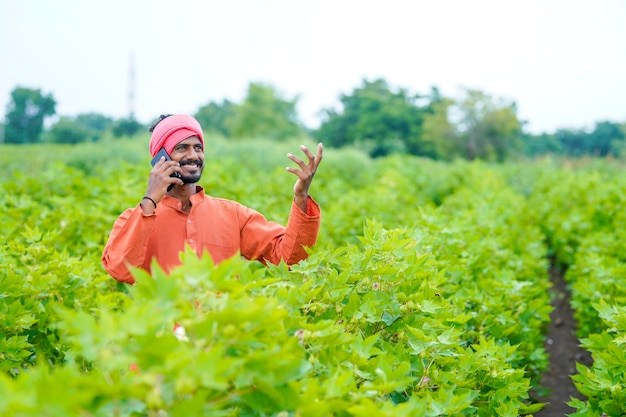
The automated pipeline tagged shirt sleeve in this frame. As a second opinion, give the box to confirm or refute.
[239,197,321,266]
[101,206,157,284]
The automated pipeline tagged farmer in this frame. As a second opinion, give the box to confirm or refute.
[102,114,323,284]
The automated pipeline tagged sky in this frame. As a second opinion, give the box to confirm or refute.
[2,0,625,134]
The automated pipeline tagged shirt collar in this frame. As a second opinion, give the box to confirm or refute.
[160,186,206,210]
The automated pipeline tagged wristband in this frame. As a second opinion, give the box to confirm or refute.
[142,196,157,209]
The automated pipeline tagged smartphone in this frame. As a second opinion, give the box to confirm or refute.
[151,148,182,191]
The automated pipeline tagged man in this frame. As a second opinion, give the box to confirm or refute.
[102,114,323,284]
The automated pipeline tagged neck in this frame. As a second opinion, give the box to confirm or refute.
[167,183,197,199]
[167,183,197,213]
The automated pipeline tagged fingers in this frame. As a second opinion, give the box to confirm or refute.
[313,143,323,169]
[287,143,323,171]
[149,159,183,195]
[286,143,323,200]
[154,157,180,173]
[302,143,323,172]
[154,158,182,176]
[299,144,315,162]
[165,164,183,178]
[286,152,305,170]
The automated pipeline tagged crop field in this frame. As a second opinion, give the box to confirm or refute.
[1,136,625,416]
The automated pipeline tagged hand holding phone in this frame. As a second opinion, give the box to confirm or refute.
[151,148,182,191]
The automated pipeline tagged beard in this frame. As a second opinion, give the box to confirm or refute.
[180,159,203,184]
[181,172,202,184]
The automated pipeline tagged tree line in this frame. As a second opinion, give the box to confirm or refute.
[2,81,625,161]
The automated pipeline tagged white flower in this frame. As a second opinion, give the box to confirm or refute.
[173,324,189,342]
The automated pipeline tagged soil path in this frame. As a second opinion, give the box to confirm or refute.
[533,262,593,416]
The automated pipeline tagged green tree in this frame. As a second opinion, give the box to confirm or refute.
[227,83,304,140]
[194,99,234,137]
[420,97,462,160]
[45,113,115,144]
[455,89,522,161]
[553,128,593,157]
[607,121,626,157]
[554,120,626,158]
[315,79,432,158]
[593,120,625,157]
[520,132,562,157]
[75,113,115,141]
[112,117,143,138]
[4,87,56,144]
[46,117,90,144]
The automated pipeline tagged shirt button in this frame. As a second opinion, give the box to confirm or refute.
[189,239,194,243]
[187,219,192,223]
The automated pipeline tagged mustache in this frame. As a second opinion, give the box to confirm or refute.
[180,159,203,168]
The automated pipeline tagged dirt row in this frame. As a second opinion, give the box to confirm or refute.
[533,263,593,416]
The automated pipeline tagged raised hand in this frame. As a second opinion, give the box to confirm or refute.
[286,143,323,213]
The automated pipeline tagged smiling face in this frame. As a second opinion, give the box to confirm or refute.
[169,136,204,184]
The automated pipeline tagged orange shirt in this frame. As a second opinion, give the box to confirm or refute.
[102,187,321,284]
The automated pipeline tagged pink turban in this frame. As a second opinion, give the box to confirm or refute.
[149,114,204,157]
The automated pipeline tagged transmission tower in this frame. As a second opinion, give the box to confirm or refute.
[128,51,136,119]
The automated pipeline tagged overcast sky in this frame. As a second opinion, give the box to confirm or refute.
[2,0,625,134]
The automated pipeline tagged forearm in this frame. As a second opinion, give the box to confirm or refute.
[282,197,321,263]
[101,206,156,283]
[242,197,321,265]
[294,194,308,213]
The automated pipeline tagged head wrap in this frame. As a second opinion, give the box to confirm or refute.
[149,114,204,157]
